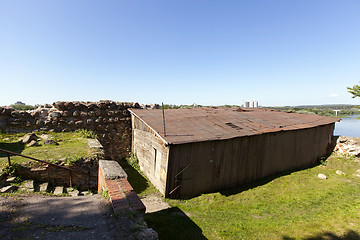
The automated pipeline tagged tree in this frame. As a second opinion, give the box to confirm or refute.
[347,83,360,98]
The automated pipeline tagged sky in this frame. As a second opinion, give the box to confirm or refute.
[1,0,360,107]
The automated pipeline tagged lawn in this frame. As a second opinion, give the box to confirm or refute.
[143,154,360,240]
[0,131,91,168]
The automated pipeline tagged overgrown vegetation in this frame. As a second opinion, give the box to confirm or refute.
[142,153,360,239]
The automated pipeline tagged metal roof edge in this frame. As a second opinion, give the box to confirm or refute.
[128,109,169,146]
[167,120,338,145]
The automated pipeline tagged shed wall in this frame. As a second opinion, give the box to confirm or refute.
[131,115,169,195]
[166,124,335,198]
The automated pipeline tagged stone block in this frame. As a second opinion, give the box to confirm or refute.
[99,160,127,180]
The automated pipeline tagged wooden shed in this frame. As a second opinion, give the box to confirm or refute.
[129,107,339,198]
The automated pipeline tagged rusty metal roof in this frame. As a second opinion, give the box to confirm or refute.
[129,108,340,145]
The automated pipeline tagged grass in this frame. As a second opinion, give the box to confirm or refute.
[0,131,91,168]
[120,154,161,198]
[143,154,360,240]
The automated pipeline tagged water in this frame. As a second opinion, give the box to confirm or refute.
[334,115,360,137]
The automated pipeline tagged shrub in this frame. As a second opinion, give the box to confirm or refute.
[9,104,36,111]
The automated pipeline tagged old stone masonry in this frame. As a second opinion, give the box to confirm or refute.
[0,100,141,160]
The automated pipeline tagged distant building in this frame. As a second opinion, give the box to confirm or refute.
[245,100,259,108]
[14,101,25,105]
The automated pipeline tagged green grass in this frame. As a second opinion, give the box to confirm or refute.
[0,131,90,168]
[120,154,160,197]
[143,154,360,240]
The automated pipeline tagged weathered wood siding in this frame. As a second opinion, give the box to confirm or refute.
[131,115,169,195]
[166,124,335,198]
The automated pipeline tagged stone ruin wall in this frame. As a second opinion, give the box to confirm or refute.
[0,100,141,160]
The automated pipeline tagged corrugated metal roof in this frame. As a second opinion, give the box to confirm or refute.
[129,108,340,145]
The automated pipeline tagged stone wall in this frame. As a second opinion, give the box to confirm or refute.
[0,100,141,160]
[16,156,99,190]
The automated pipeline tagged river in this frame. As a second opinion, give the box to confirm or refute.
[334,115,360,137]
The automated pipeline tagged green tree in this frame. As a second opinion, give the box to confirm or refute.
[347,82,360,98]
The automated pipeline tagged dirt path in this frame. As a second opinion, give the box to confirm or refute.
[0,193,156,240]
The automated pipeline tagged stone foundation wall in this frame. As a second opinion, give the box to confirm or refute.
[0,100,141,160]
[17,157,99,190]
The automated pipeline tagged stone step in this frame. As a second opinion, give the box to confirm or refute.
[66,187,80,197]
[6,177,16,183]
[53,186,64,195]
[19,180,34,192]
[0,185,17,193]
[39,182,49,192]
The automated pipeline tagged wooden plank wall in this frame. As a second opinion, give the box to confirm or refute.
[166,124,335,198]
[131,115,169,195]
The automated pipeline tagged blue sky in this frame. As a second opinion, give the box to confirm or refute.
[1,0,360,107]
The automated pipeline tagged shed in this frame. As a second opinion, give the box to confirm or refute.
[129,107,339,198]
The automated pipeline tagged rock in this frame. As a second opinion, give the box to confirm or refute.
[318,174,327,180]
[27,140,40,147]
[0,185,17,193]
[44,139,59,145]
[135,228,159,240]
[6,177,16,182]
[22,133,38,144]
[336,170,345,175]
[49,111,62,118]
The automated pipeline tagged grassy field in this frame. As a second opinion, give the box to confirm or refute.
[142,154,360,240]
[0,131,91,168]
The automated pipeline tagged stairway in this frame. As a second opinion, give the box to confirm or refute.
[0,177,91,197]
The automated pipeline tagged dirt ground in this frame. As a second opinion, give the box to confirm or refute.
[0,193,157,240]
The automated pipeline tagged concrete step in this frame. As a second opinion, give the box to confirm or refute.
[53,186,64,195]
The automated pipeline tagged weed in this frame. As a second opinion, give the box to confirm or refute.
[126,153,140,170]
[319,156,327,166]
[65,156,82,165]
[76,129,98,139]
[100,188,110,200]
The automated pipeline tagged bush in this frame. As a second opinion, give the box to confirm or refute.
[9,104,36,111]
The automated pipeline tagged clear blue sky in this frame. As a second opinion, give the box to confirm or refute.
[1,0,360,107]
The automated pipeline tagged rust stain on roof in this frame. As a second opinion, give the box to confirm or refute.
[129,108,340,145]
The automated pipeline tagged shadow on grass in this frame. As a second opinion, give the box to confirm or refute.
[283,230,360,240]
[145,207,207,240]
[119,160,150,195]
[0,142,25,157]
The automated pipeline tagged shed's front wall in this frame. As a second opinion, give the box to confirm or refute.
[166,124,335,198]
[131,115,169,195]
